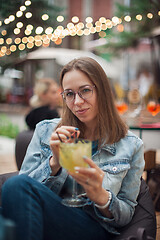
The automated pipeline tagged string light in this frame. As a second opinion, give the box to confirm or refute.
[71,16,79,23]
[85,17,93,23]
[95,21,102,27]
[0,38,4,44]
[10,45,16,52]
[25,0,31,6]
[57,16,64,22]
[1,46,7,53]
[22,37,28,43]
[77,22,84,29]
[86,23,93,28]
[1,30,7,36]
[14,38,21,44]
[6,38,12,44]
[14,28,21,35]
[35,40,42,47]
[42,14,49,21]
[35,26,43,34]
[35,35,42,41]
[25,12,32,18]
[99,31,106,37]
[45,27,53,34]
[28,36,34,43]
[84,29,90,35]
[90,27,96,34]
[112,16,121,25]
[124,15,131,22]
[16,11,23,18]
[27,42,34,49]
[26,24,33,31]
[18,43,25,50]
[0,4,160,57]
[136,14,143,21]
[147,13,153,19]
[6,49,11,55]
[4,19,10,24]
[99,17,106,23]
[101,24,107,30]
[117,24,124,32]
[20,6,26,11]
[25,29,31,35]
[17,22,23,28]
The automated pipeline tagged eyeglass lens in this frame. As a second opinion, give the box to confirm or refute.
[62,85,94,102]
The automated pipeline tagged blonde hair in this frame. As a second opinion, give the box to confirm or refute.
[58,57,128,146]
[30,78,57,108]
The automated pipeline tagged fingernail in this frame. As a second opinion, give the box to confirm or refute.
[83,156,87,159]
[71,135,74,139]
[75,128,79,130]
[66,136,69,139]
[74,167,80,171]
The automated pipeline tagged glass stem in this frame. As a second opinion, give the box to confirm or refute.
[72,179,77,198]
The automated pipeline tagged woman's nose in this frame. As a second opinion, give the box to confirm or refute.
[74,93,84,104]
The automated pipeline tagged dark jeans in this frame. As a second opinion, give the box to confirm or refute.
[1,175,111,240]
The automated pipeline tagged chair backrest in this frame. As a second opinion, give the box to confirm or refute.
[15,130,34,170]
[0,171,18,206]
[144,150,156,171]
[115,179,157,239]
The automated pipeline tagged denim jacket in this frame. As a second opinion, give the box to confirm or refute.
[20,118,145,235]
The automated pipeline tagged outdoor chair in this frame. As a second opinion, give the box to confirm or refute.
[15,129,34,170]
[144,150,156,182]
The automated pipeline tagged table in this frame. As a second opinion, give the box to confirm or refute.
[129,122,160,150]
[130,124,160,139]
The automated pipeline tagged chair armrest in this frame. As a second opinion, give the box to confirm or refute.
[0,171,19,206]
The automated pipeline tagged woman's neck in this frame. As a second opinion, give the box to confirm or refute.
[84,126,97,141]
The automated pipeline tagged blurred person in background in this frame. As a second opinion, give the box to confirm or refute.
[138,68,154,100]
[25,78,61,130]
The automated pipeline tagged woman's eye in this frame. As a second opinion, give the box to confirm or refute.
[66,91,74,97]
[81,88,91,93]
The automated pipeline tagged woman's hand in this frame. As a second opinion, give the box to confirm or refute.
[69,157,108,204]
[49,126,80,175]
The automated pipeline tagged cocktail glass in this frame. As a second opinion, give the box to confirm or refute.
[147,101,160,116]
[115,101,128,115]
[59,139,91,207]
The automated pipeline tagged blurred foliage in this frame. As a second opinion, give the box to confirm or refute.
[97,0,160,54]
[0,114,19,138]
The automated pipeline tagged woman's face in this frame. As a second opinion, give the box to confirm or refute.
[62,70,98,128]
[42,84,59,107]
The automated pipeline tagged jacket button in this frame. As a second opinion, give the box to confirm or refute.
[112,167,117,171]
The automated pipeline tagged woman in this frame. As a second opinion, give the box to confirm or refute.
[25,78,60,130]
[2,57,145,240]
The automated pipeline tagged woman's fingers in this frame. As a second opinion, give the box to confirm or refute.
[51,126,80,142]
[83,156,99,169]
[70,166,104,187]
[83,157,104,176]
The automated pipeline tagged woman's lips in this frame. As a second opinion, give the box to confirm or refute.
[76,108,89,115]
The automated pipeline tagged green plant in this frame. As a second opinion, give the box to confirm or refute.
[0,114,19,139]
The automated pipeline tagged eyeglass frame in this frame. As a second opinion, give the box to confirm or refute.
[60,85,96,102]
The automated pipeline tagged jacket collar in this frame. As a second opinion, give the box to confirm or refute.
[101,143,116,155]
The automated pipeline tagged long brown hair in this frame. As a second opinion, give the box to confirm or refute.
[58,57,128,146]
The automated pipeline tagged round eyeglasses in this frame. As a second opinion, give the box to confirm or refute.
[61,85,95,102]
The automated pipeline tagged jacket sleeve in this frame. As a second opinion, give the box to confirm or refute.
[92,137,145,228]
